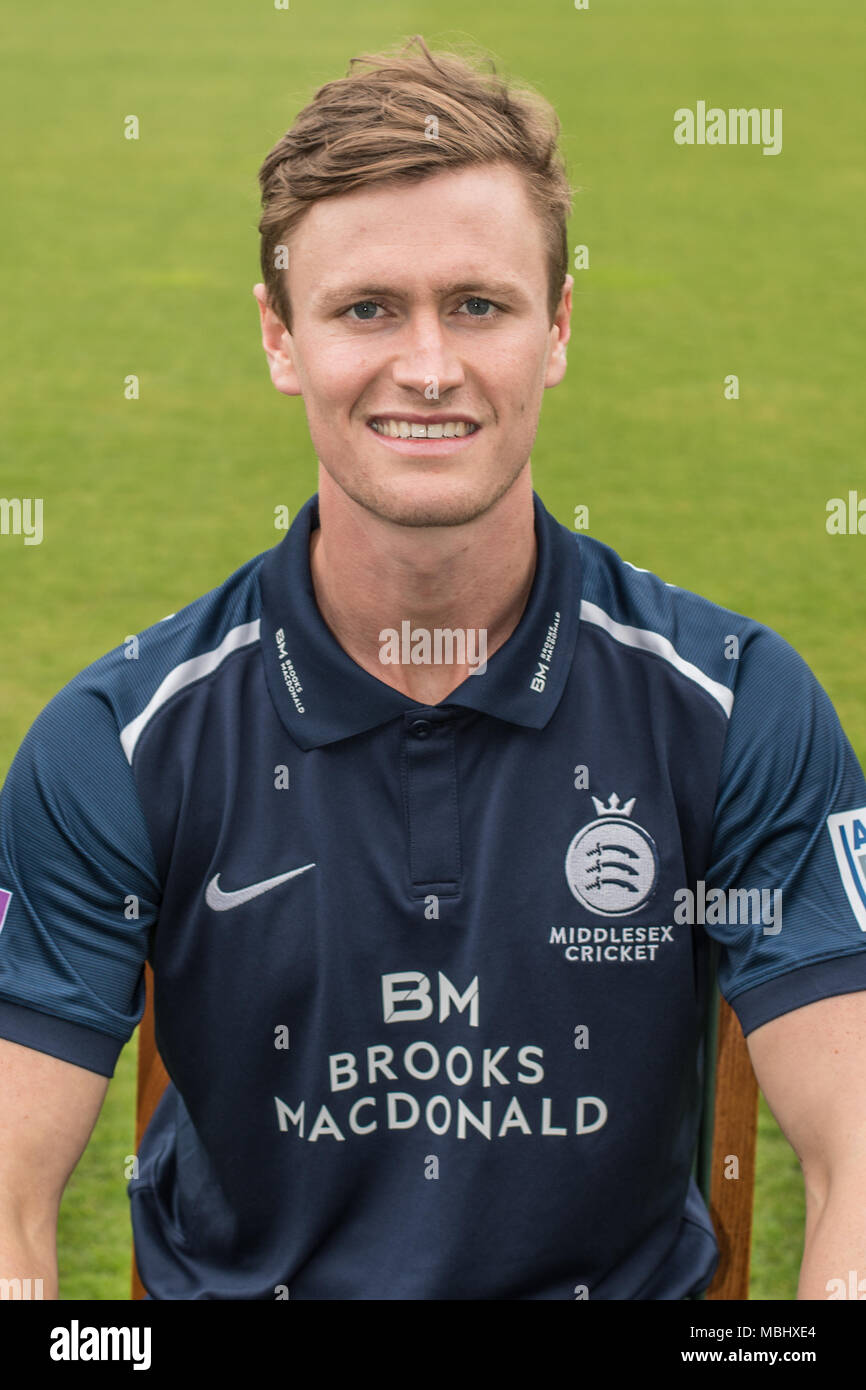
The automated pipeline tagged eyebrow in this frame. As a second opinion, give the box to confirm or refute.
[312,280,528,312]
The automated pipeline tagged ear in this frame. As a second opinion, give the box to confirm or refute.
[544,273,573,389]
[253,283,302,396]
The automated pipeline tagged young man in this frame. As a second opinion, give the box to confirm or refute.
[1,37,865,1301]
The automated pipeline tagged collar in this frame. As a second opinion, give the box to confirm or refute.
[259,490,581,749]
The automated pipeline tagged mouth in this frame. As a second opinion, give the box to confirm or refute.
[366,415,482,457]
[368,416,481,439]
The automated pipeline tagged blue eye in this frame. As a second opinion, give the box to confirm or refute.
[344,297,497,321]
[346,301,383,320]
[459,297,495,317]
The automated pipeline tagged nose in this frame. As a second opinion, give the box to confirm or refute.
[389,309,466,398]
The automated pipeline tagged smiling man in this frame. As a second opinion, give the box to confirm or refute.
[253,79,573,706]
[1,36,866,1303]
[253,160,563,705]
[255,161,561,706]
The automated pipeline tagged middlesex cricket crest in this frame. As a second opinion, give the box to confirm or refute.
[565,794,659,917]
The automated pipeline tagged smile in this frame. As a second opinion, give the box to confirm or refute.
[369,418,480,439]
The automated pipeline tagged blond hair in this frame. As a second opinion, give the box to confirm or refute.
[257,35,573,330]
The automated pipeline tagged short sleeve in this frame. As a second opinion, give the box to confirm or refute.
[0,675,161,1076]
[703,625,866,1035]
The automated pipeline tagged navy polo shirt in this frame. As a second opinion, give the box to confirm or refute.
[2,489,866,1300]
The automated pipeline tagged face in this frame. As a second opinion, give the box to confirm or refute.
[254,162,572,529]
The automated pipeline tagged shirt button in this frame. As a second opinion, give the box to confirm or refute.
[410,719,433,738]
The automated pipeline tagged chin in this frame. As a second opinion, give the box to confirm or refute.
[361,475,504,529]
[317,444,528,529]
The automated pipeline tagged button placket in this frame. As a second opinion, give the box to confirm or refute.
[403,713,462,896]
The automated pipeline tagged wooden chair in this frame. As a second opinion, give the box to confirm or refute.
[697,978,760,1299]
[131,965,759,1299]
[131,963,170,1302]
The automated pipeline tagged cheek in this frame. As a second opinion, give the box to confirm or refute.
[294,337,376,412]
[493,348,546,415]
[493,328,549,387]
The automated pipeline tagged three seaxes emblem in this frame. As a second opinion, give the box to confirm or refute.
[565,793,658,917]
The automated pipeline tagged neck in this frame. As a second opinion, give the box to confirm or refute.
[308,469,538,704]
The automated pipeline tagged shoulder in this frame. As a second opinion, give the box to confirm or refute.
[7,544,272,778]
[574,532,803,724]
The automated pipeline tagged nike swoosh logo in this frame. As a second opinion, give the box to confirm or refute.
[205,863,316,912]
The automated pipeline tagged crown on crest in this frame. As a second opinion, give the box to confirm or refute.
[591,792,636,818]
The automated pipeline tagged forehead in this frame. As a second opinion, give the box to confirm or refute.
[287,162,548,291]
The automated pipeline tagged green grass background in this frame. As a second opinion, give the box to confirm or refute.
[3,0,863,1298]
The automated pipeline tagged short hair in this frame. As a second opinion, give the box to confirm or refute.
[257,35,573,332]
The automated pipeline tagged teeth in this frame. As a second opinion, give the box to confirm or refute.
[371,419,477,439]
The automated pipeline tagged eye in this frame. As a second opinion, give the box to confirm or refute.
[344,300,385,321]
[457,297,497,318]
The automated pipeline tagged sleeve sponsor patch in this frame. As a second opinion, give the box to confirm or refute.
[826,809,866,932]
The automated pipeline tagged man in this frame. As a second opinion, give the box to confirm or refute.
[1,36,865,1301]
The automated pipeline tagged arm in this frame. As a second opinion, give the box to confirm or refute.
[0,677,162,1298]
[0,1037,109,1299]
[745,989,866,1300]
